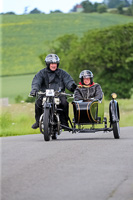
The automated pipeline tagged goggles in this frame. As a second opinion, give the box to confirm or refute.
[83,75,90,78]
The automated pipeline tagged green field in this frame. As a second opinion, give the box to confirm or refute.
[1,13,133,103]
[0,74,34,103]
[1,13,133,76]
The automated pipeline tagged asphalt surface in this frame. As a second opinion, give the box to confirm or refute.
[1,127,133,200]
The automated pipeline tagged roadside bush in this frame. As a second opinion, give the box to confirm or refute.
[117,4,124,14]
[15,95,24,103]
[125,6,133,16]
[97,4,107,13]
[25,96,35,103]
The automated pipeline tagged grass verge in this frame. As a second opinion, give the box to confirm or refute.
[0,103,39,137]
[0,98,133,137]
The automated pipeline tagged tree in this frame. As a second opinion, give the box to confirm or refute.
[97,4,107,13]
[29,8,41,14]
[4,12,16,15]
[70,24,133,99]
[105,0,131,7]
[40,24,133,99]
[108,0,126,8]
[70,5,77,12]
[117,4,124,14]
[39,34,78,72]
[81,0,94,12]
[125,4,133,15]
[50,10,62,13]
[93,3,101,12]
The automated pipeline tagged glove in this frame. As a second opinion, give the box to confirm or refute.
[30,90,37,97]
[71,83,77,92]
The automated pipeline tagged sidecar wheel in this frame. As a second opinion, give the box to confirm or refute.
[113,121,120,139]
[43,108,51,141]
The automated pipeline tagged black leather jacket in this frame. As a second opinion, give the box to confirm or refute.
[31,67,76,92]
[74,82,103,101]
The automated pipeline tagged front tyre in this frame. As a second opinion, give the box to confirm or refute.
[113,121,120,139]
[43,108,51,141]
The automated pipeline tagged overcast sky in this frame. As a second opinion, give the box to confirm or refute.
[0,0,103,14]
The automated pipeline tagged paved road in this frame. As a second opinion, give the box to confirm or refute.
[1,127,133,200]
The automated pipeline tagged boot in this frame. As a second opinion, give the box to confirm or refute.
[32,122,39,129]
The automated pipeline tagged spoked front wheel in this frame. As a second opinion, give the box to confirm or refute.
[113,121,120,139]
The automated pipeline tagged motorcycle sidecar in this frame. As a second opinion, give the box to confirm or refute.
[71,93,120,139]
[72,98,104,125]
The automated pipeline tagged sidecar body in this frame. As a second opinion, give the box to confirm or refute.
[64,93,120,139]
[72,99,104,125]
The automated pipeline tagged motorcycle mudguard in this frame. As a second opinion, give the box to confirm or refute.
[109,100,120,123]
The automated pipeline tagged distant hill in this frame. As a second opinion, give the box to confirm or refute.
[1,13,133,76]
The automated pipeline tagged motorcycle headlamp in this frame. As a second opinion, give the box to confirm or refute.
[54,98,60,105]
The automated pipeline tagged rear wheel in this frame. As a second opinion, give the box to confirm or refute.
[113,121,120,139]
[43,108,51,141]
[52,133,57,140]
[51,114,61,140]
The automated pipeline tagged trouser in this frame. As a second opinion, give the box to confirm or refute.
[35,96,69,125]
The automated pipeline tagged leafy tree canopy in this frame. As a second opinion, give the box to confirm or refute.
[97,4,107,13]
[40,23,133,99]
[50,10,62,13]
[107,0,130,8]
[81,0,94,12]
[4,12,16,15]
[29,8,42,14]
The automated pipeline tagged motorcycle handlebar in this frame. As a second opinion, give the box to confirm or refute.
[29,91,74,98]
[37,91,73,97]
[37,91,46,95]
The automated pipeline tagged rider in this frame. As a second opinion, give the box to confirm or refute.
[74,70,103,101]
[30,54,77,129]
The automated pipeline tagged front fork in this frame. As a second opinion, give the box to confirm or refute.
[44,99,55,135]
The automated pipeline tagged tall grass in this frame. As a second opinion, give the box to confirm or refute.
[0,103,39,136]
[0,98,133,137]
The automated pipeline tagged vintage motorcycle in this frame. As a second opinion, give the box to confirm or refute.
[37,90,72,141]
[33,89,120,142]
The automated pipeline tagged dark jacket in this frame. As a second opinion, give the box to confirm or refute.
[31,68,76,92]
[74,82,103,101]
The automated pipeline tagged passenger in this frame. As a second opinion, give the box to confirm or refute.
[74,70,103,101]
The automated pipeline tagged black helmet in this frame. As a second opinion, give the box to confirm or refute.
[79,70,93,85]
[45,54,60,69]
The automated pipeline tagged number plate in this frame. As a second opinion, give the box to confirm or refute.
[46,89,55,97]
